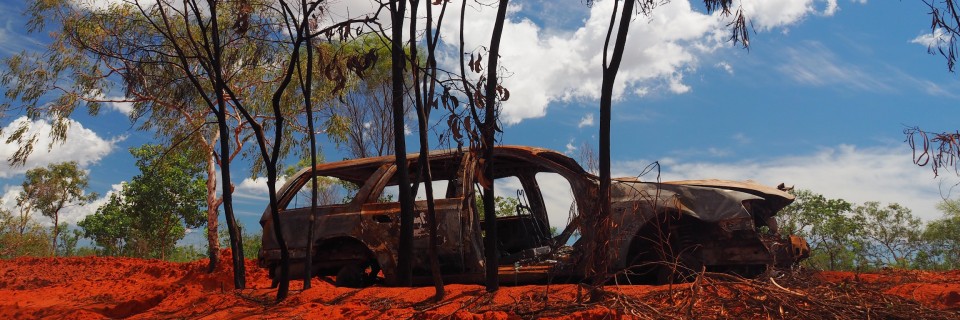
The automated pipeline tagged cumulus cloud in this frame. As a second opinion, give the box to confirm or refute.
[0,117,121,179]
[63,0,843,126]
[614,144,953,221]
[433,0,836,125]
[738,0,840,29]
[0,185,21,214]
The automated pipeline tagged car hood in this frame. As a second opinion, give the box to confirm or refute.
[610,178,793,222]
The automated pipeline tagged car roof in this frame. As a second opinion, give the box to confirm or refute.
[291,145,588,181]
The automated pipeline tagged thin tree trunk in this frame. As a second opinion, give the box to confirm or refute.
[409,0,445,299]
[216,106,246,289]
[52,212,59,256]
[594,0,635,299]
[302,7,318,289]
[390,0,415,287]
[481,0,510,293]
[422,0,447,300]
[203,1,247,290]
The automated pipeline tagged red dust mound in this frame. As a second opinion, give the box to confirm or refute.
[0,252,958,319]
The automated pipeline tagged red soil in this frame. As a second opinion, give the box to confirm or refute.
[818,269,960,311]
[0,251,957,319]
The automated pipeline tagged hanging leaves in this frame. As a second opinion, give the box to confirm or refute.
[496,85,509,102]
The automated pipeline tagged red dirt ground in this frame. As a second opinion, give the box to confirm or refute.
[1,250,958,319]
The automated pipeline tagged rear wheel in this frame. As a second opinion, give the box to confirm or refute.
[335,259,380,288]
[624,213,705,284]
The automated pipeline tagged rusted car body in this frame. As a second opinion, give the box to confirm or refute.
[258,146,808,286]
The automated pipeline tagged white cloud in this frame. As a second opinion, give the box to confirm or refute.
[0,185,21,214]
[716,61,734,75]
[436,0,831,125]
[233,176,289,201]
[737,0,840,29]
[0,117,121,179]
[823,0,839,16]
[668,73,692,94]
[911,28,951,48]
[614,144,954,221]
[60,183,123,225]
[564,141,577,155]
[577,113,594,128]
[103,96,134,115]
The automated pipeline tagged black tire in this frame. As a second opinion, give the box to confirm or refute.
[334,260,379,288]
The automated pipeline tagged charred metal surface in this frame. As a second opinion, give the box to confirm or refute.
[258,146,810,286]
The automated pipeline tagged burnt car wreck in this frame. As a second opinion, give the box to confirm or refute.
[258,146,809,287]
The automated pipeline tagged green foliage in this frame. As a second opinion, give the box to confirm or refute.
[217,220,262,259]
[853,202,922,269]
[56,224,84,257]
[0,206,52,258]
[79,144,206,260]
[476,194,522,218]
[282,154,359,205]
[777,189,864,271]
[77,192,130,256]
[17,161,96,254]
[778,189,932,271]
[167,245,207,263]
[915,199,960,270]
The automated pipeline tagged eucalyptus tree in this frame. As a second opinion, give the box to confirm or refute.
[0,206,52,258]
[853,202,923,268]
[17,161,96,255]
[778,189,862,270]
[2,0,261,282]
[141,0,375,301]
[5,0,374,297]
[919,198,960,269]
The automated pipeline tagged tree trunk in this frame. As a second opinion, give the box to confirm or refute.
[481,0,510,293]
[302,20,318,290]
[51,212,59,257]
[390,0,415,287]
[410,0,444,298]
[216,109,246,289]
[594,0,635,299]
[204,142,222,273]
[203,1,246,289]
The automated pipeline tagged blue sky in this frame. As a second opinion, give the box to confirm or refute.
[2,0,960,240]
